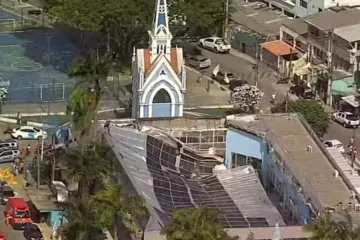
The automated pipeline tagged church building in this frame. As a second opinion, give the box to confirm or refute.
[131,0,186,118]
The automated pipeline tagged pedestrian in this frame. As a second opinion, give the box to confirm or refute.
[349,145,354,156]
[20,148,25,159]
[197,71,202,83]
[26,144,31,156]
[104,120,111,134]
[354,147,358,157]
[350,137,355,146]
[16,112,21,125]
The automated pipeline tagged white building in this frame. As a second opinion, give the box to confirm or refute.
[131,0,186,118]
[266,0,360,18]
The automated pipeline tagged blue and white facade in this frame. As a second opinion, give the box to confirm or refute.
[225,127,312,225]
[131,0,186,118]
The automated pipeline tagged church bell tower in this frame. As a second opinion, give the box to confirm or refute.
[148,0,172,62]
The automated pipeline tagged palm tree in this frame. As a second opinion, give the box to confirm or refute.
[62,143,111,200]
[67,49,114,138]
[88,180,147,240]
[161,207,236,240]
[59,201,105,240]
[304,211,357,240]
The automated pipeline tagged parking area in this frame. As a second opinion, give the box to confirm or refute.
[0,121,46,240]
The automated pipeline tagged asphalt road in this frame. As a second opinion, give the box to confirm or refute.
[195,46,360,158]
[0,122,39,240]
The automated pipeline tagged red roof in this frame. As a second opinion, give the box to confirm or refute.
[8,197,28,209]
[143,48,179,75]
[260,40,299,56]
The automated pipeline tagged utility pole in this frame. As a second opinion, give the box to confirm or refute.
[223,0,229,39]
[254,36,259,87]
[326,30,334,106]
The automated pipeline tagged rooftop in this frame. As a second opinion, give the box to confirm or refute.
[231,0,292,36]
[334,23,360,42]
[260,40,299,56]
[104,122,285,234]
[305,9,360,31]
[282,18,308,35]
[227,114,354,211]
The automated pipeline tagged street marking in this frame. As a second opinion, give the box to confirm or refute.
[246,13,259,17]
[265,18,283,24]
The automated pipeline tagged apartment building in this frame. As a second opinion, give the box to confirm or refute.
[265,0,360,17]
[280,8,360,73]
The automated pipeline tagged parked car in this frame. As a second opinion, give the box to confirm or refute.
[199,37,231,53]
[0,231,6,240]
[11,126,47,140]
[186,55,211,69]
[0,148,20,163]
[289,85,315,99]
[23,223,43,240]
[323,139,345,154]
[332,111,360,128]
[0,139,19,150]
[212,70,235,84]
[0,184,14,205]
[229,80,249,91]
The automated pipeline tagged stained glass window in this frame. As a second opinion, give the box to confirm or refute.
[153,89,171,103]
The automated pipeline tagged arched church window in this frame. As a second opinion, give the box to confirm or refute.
[153,89,171,103]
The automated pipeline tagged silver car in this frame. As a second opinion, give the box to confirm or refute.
[0,140,19,150]
[0,148,20,163]
[186,55,211,69]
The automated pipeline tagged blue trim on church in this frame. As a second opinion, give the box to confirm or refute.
[158,14,166,26]
[153,104,172,117]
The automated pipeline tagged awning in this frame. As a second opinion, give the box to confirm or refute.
[341,95,359,108]
[332,76,356,96]
[260,40,299,56]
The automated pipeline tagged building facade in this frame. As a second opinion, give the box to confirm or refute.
[266,0,360,18]
[131,0,186,118]
[225,127,313,225]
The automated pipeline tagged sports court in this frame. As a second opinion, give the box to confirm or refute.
[0,8,78,103]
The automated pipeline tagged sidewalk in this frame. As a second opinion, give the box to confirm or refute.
[11,174,53,240]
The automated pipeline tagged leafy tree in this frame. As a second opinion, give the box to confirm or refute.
[62,143,111,199]
[303,212,359,240]
[232,85,263,113]
[88,181,147,240]
[271,99,330,137]
[169,0,234,36]
[161,207,237,240]
[59,201,105,240]
[67,50,114,137]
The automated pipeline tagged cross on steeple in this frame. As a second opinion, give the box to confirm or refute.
[148,0,172,62]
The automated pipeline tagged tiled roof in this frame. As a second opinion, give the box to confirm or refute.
[143,49,152,73]
[142,48,180,75]
[170,48,178,74]
[260,40,299,56]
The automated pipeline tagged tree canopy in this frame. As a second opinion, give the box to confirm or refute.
[271,99,330,137]
[161,207,237,240]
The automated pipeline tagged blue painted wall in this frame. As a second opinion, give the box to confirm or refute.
[152,103,172,117]
[225,129,266,168]
[225,129,311,224]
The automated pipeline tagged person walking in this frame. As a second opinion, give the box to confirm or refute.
[16,112,21,125]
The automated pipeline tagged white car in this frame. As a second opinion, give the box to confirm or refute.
[323,139,345,154]
[11,126,47,140]
[199,37,231,53]
[332,112,360,128]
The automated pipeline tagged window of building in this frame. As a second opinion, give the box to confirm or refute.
[231,152,261,170]
[318,8,323,12]
[300,0,307,8]
[153,89,171,103]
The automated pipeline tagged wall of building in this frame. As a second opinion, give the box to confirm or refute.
[293,0,324,17]
[262,151,312,224]
[225,129,266,169]
[225,129,312,224]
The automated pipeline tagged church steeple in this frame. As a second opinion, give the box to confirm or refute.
[148,0,172,62]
